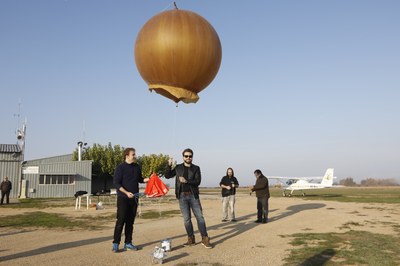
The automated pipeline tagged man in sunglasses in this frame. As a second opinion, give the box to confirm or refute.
[165,148,212,249]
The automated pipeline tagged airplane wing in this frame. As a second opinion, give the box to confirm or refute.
[268,176,323,181]
[268,168,336,181]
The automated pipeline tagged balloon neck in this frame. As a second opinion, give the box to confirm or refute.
[149,84,199,104]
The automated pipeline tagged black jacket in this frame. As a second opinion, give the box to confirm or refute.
[219,176,239,197]
[165,163,201,199]
[0,180,12,192]
[252,175,270,198]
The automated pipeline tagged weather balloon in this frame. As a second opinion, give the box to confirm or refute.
[134,7,222,103]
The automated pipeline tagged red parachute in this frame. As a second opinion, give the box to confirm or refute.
[144,172,169,197]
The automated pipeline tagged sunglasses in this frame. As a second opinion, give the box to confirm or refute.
[183,155,193,158]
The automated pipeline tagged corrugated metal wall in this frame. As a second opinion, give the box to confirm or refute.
[0,151,23,199]
[23,155,92,198]
[26,154,73,164]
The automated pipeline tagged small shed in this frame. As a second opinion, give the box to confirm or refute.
[22,154,92,198]
[0,144,23,198]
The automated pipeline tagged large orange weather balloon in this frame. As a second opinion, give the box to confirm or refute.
[135,7,222,104]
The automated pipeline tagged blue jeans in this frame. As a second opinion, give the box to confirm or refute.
[179,193,208,237]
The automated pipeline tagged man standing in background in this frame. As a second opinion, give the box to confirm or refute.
[250,169,270,223]
[219,167,239,222]
[1,176,12,205]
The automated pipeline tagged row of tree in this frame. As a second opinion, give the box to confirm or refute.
[75,144,399,189]
[73,142,169,182]
[339,177,399,186]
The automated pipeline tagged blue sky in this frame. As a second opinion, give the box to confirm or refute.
[1,0,399,186]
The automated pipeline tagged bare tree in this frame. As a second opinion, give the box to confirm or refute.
[339,177,358,187]
[360,178,399,186]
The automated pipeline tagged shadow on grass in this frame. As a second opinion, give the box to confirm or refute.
[0,235,112,262]
[302,194,342,198]
[299,248,336,266]
[269,203,325,223]
[0,229,34,237]
[208,203,325,246]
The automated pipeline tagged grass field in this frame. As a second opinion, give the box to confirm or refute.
[1,186,400,265]
[272,186,400,204]
[204,186,400,204]
[2,186,399,209]
[282,230,400,266]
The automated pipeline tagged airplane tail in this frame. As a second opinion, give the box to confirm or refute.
[320,168,334,187]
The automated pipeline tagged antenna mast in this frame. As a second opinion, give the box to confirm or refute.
[15,100,26,160]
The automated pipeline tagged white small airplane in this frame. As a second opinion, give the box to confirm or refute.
[269,168,336,197]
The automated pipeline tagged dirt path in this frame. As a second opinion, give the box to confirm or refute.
[1,194,399,266]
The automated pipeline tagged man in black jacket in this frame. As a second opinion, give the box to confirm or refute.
[165,148,212,249]
[0,176,12,205]
[219,168,239,222]
[250,169,270,223]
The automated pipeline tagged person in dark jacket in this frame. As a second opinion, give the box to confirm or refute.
[250,169,270,223]
[1,176,12,204]
[219,168,239,222]
[165,148,212,249]
[112,148,149,252]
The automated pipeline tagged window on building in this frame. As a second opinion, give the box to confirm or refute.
[39,174,76,185]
